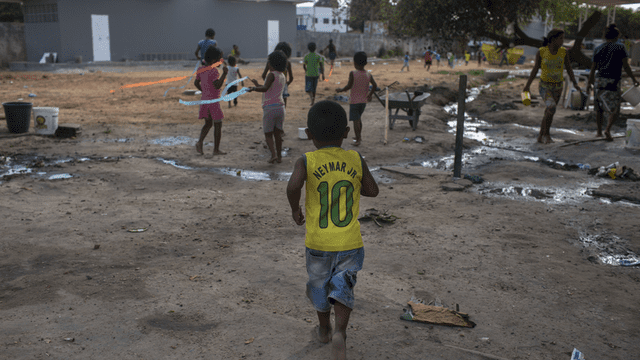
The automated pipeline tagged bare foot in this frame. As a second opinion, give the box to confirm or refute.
[276,157,282,163]
[268,156,278,164]
[213,150,227,155]
[544,135,554,144]
[317,325,332,344]
[352,140,361,146]
[196,142,204,155]
[330,332,346,360]
[596,133,604,138]
[604,131,613,141]
[537,135,544,143]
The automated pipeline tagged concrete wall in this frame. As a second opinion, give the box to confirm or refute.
[295,31,435,58]
[22,0,298,62]
[0,23,27,68]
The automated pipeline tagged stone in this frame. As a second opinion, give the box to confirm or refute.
[55,124,82,138]
[441,183,465,192]
[454,179,473,188]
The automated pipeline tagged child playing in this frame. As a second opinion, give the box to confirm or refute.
[286,100,379,360]
[304,42,325,106]
[423,47,432,72]
[465,51,470,66]
[194,46,227,155]
[195,28,217,65]
[226,56,244,108]
[262,42,294,108]
[400,51,410,72]
[250,50,288,163]
[436,52,441,67]
[335,51,377,147]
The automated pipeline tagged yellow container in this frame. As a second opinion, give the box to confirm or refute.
[521,91,531,106]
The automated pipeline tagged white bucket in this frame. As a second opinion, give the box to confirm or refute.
[626,119,640,149]
[298,127,308,140]
[622,86,640,107]
[32,107,59,135]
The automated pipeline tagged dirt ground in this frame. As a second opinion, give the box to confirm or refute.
[1,58,640,360]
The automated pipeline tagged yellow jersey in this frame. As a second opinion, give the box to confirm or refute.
[539,46,566,83]
[305,147,363,252]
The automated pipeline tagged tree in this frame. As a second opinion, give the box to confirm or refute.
[0,3,24,23]
[386,0,600,67]
[346,0,385,32]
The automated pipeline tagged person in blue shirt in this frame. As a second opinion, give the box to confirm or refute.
[400,51,410,72]
[195,28,218,65]
[587,24,639,141]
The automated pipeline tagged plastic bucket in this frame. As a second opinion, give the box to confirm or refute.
[32,107,59,135]
[622,86,640,107]
[626,119,640,149]
[570,90,588,110]
[2,102,33,134]
[298,128,308,140]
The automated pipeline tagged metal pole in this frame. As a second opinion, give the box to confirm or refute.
[384,87,389,145]
[453,75,467,178]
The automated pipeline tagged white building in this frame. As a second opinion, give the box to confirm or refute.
[296,3,349,33]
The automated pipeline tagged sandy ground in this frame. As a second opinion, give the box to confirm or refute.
[1,58,640,360]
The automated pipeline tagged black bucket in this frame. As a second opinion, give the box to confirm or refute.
[2,102,33,134]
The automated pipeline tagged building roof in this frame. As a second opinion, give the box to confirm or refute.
[580,0,640,5]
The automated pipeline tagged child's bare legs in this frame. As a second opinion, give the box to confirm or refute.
[264,131,280,163]
[196,118,213,154]
[213,122,226,155]
[539,104,556,144]
[595,110,604,137]
[331,301,351,360]
[353,120,362,146]
[310,91,316,106]
[316,310,332,343]
[604,112,616,141]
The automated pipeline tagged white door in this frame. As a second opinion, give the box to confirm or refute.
[91,15,111,61]
[267,20,279,55]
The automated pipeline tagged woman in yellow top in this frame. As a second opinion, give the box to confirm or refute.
[523,29,581,144]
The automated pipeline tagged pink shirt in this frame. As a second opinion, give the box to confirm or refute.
[262,71,286,108]
[196,66,220,101]
[349,70,371,104]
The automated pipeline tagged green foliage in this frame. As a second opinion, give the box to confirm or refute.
[565,7,640,40]
[437,70,450,75]
[0,3,24,22]
[468,70,485,76]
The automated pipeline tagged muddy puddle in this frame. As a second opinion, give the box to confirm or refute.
[0,155,94,183]
[576,231,640,266]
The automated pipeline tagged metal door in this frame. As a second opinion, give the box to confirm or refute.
[92,15,111,61]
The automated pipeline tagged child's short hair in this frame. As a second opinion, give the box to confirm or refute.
[228,56,237,66]
[205,28,215,37]
[204,46,222,65]
[274,42,292,58]
[307,100,348,142]
[605,26,620,40]
[354,51,367,66]
[268,50,288,72]
[308,42,317,52]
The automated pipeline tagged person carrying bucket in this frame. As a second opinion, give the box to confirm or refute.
[523,29,581,144]
[586,24,639,142]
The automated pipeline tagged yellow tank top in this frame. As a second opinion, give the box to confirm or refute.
[305,147,363,252]
[539,46,566,83]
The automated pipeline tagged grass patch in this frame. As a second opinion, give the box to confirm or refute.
[468,70,485,76]
[437,70,450,75]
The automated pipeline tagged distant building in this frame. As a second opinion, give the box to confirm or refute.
[296,2,348,33]
[13,0,304,63]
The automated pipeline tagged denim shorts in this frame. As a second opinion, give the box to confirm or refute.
[305,76,319,93]
[306,247,364,312]
[349,103,367,122]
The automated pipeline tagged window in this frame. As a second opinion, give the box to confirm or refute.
[323,18,329,24]
[23,4,58,23]
[315,18,318,24]
[332,19,336,25]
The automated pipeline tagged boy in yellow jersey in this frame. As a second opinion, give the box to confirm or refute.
[287,100,379,360]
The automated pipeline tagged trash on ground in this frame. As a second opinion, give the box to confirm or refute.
[128,228,148,233]
[489,101,517,111]
[333,95,349,103]
[571,348,585,360]
[93,244,100,250]
[401,298,475,328]
[29,93,37,97]
[359,208,398,227]
[464,174,484,184]
[63,338,74,342]
[591,162,639,181]
[413,136,425,143]
[244,337,254,344]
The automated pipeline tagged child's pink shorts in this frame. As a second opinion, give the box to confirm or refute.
[199,102,224,122]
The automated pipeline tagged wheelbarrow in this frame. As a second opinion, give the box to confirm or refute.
[373,90,430,131]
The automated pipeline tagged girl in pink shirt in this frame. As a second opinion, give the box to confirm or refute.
[250,51,288,163]
[335,52,377,146]
[194,46,227,155]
